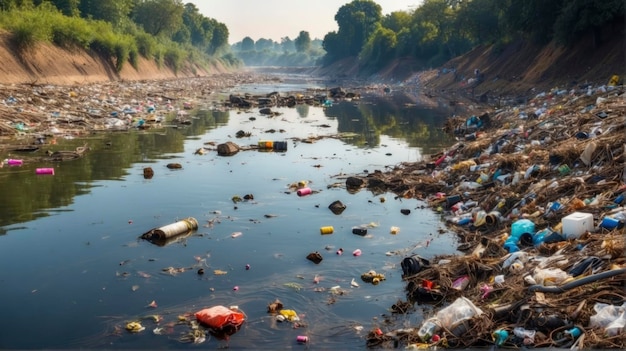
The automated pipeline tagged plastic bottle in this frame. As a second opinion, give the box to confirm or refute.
[417,318,441,342]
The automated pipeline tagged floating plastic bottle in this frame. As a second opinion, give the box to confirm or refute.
[417,318,441,342]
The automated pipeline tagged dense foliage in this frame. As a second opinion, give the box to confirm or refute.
[231,33,325,67]
[0,0,622,72]
[323,0,625,72]
[0,0,239,72]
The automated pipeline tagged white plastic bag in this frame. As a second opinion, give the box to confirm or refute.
[436,296,483,330]
[589,302,626,336]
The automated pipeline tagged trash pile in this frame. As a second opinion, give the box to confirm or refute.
[0,74,266,144]
[353,82,625,349]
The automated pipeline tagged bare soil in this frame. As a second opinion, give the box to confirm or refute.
[0,30,227,85]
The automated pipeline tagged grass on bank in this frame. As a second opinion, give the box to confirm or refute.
[0,5,229,74]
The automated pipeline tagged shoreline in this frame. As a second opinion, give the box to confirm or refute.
[1,71,625,349]
[351,82,625,348]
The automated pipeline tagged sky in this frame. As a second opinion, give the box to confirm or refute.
[188,0,423,44]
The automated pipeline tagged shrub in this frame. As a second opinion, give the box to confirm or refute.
[164,45,185,73]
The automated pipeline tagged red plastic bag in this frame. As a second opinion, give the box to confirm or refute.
[195,305,245,330]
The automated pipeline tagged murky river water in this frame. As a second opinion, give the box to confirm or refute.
[0,76,460,349]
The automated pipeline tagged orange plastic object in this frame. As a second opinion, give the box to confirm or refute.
[195,305,245,330]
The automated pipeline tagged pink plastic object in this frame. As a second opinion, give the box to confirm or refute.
[297,187,312,196]
[36,168,54,175]
[7,159,23,166]
[352,249,362,256]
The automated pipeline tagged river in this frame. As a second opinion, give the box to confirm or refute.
[0,71,461,349]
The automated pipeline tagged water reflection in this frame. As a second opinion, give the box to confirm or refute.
[325,93,454,153]
[0,109,230,230]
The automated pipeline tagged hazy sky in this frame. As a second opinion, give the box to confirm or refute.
[187,0,423,44]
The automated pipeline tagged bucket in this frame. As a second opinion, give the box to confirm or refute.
[36,168,55,175]
[320,226,334,235]
[258,140,273,149]
[273,141,288,151]
[297,187,312,196]
[7,159,23,166]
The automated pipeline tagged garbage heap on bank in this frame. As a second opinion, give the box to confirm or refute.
[357,82,625,349]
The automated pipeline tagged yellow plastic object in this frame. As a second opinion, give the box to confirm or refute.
[125,321,145,333]
[278,309,299,322]
[320,226,334,235]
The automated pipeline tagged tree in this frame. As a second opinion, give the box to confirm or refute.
[181,3,209,47]
[454,0,500,44]
[78,0,132,26]
[0,0,33,11]
[207,20,228,55]
[382,11,411,33]
[360,25,397,69]
[255,38,274,51]
[240,36,254,51]
[294,31,311,52]
[554,0,625,46]
[132,0,184,37]
[280,36,294,52]
[37,0,79,16]
[332,0,382,58]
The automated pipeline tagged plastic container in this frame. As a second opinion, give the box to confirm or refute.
[446,195,462,209]
[417,318,441,342]
[504,219,535,252]
[561,212,594,239]
[273,141,288,151]
[297,187,312,196]
[36,168,55,175]
[352,226,367,235]
[258,140,273,149]
[599,216,624,230]
[296,335,308,343]
[320,226,334,235]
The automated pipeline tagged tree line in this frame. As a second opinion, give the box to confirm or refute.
[231,31,326,67]
[322,0,625,72]
[0,0,622,73]
[0,0,237,72]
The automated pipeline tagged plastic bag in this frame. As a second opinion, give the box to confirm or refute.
[195,305,245,330]
[532,267,570,286]
[589,303,626,336]
[436,296,483,329]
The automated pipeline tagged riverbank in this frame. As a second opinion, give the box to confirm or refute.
[346,81,625,348]
[1,40,624,348]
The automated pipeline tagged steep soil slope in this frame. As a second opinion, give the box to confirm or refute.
[0,31,227,85]
[317,22,624,99]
